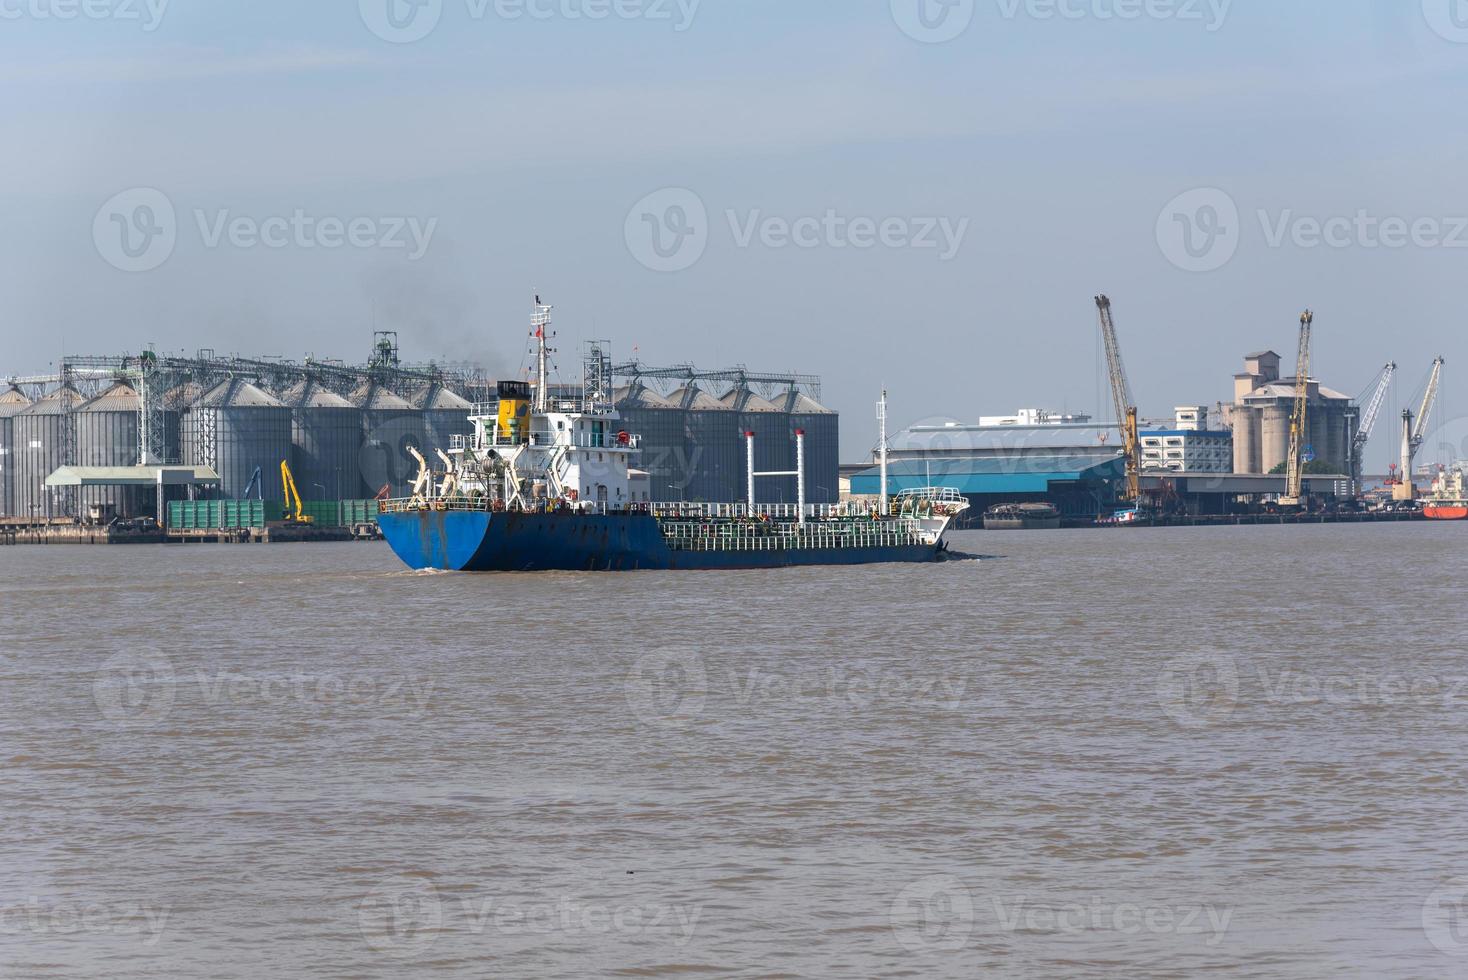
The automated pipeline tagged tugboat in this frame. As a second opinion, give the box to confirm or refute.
[1423,466,1468,521]
[376,299,969,571]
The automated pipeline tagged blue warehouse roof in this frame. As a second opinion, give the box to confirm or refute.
[849,454,1124,495]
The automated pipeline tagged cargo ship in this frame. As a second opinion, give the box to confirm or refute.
[1424,466,1468,521]
[983,502,1062,530]
[376,300,969,571]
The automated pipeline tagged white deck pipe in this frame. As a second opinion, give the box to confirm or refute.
[796,428,806,526]
[745,430,756,513]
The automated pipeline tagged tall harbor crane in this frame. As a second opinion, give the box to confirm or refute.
[1094,295,1140,503]
[1279,310,1314,509]
[1349,362,1395,496]
[1395,356,1445,501]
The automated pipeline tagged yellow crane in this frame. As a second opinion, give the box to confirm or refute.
[1095,295,1141,503]
[280,460,314,524]
[1279,310,1314,508]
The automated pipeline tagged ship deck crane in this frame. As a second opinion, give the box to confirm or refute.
[1396,356,1445,501]
[1349,362,1395,497]
[1279,310,1314,508]
[1094,295,1140,503]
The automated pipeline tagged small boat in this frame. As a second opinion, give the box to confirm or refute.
[1424,467,1468,521]
[983,502,1062,530]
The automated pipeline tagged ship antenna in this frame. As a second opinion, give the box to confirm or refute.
[532,296,553,413]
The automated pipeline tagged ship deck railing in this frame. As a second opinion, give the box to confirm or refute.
[658,517,930,552]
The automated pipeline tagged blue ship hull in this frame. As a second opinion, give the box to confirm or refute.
[378,511,943,572]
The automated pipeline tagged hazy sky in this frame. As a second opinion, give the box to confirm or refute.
[3,0,1466,465]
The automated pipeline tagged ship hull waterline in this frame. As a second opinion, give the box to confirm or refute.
[378,511,946,572]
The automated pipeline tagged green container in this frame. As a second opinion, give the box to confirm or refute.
[167,499,281,529]
[340,499,381,524]
[301,501,341,526]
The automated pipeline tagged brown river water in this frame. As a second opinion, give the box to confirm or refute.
[3,523,1468,979]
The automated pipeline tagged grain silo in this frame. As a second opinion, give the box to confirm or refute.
[781,389,840,504]
[182,378,293,501]
[721,387,794,503]
[283,379,364,501]
[13,385,84,521]
[0,386,32,518]
[615,384,684,501]
[352,381,421,498]
[673,386,742,503]
[412,382,473,468]
[76,380,148,518]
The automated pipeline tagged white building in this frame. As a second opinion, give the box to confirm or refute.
[1141,406,1233,473]
[977,408,1093,427]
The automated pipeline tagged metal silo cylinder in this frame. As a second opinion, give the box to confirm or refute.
[1262,404,1291,474]
[76,380,145,518]
[13,385,84,521]
[0,386,33,518]
[411,383,474,473]
[615,384,684,501]
[784,391,840,504]
[352,381,421,498]
[722,388,792,502]
[283,379,364,501]
[675,386,741,503]
[183,379,293,500]
[1232,407,1257,475]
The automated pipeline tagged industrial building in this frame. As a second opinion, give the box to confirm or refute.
[848,417,1127,517]
[1140,406,1233,474]
[1227,351,1354,475]
[1,339,837,523]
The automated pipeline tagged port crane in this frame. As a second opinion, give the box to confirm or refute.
[1094,295,1140,503]
[1279,310,1314,509]
[1395,356,1445,501]
[1348,363,1396,496]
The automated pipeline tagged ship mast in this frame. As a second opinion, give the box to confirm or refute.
[878,388,889,516]
[532,296,553,413]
